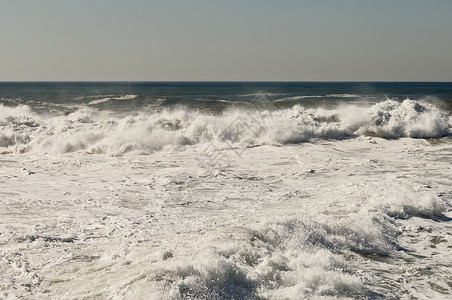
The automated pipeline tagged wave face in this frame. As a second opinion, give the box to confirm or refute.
[0,99,450,155]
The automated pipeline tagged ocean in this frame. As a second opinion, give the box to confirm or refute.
[1,82,451,299]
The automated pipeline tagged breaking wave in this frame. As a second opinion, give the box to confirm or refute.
[0,99,450,155]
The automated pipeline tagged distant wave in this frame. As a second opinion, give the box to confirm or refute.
[275,94,360,102]
[239,92,286,97]
[326,94,360,98]
[276,96,324,101]
[277,94,360,102]
[88,94,139,105]
[197,98,233,104]
[0,99,450,155]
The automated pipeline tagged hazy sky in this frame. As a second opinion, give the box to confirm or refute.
[1,0,451,81]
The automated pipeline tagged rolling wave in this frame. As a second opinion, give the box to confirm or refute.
[0,99,450,155]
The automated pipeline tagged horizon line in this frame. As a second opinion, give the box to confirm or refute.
[1,80,452,83]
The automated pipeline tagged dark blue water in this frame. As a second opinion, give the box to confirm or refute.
[1,82,451,113]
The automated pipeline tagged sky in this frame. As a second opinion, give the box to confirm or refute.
[1,0,451,81]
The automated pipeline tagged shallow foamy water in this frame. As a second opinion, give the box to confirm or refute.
[1,134,451,299]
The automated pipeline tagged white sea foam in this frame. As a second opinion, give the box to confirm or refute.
[1,130,451,298]
[1,99,449,156]
[339,99,450,138]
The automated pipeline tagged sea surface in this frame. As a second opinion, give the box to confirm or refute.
[1,82,451,299]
